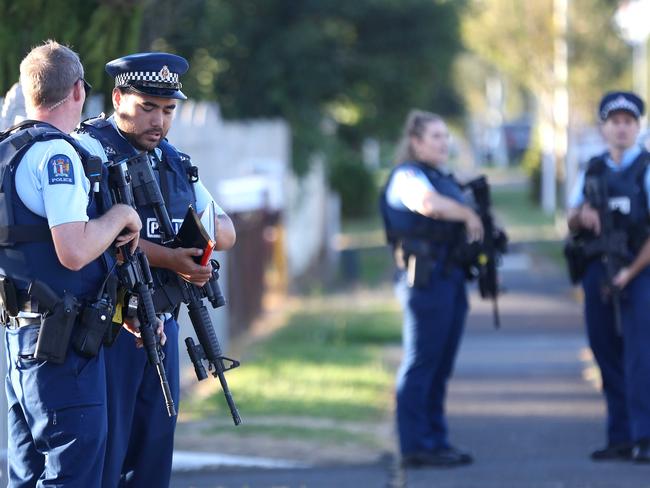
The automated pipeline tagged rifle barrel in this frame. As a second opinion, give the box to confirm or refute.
[492,298,501,329]
[156,363,177,417]
[612,290,623,335]
[216,369,242,425]
[132,261,177,417]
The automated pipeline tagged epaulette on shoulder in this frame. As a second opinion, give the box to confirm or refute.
[80,114,111,130]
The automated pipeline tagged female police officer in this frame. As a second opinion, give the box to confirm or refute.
[380,110,483,468]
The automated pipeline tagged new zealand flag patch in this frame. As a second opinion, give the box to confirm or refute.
[47,154,75,185]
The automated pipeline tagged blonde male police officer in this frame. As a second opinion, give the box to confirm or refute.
[568,91,650,463]
[0,41,141,487]
[73,52,236,487]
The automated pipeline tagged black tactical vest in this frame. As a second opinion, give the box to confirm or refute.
[584,151,650,254]
[379,161,466,247]
[0,120,110,297]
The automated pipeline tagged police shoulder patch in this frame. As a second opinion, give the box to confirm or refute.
[47,154,75,185]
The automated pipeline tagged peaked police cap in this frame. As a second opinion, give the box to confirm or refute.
[106,52,188,100]
[599,91,645,121]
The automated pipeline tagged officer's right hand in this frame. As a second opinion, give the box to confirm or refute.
[613,266,633,290]
[465,209,484,243]
[171,247,212,286]
[123,316,167,347]
[579,204,601,235]
[114,205,142,253]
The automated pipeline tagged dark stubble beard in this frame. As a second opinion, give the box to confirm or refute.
[115,113,164,152]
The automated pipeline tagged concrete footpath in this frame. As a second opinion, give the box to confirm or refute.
[170,246,650,488]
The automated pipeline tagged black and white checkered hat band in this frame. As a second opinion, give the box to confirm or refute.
[601,96,640,120]
[115,71,180,87]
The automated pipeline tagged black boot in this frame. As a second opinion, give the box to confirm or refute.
[590,442,633,461]
[632,439,650,463]
[401,447,473,468]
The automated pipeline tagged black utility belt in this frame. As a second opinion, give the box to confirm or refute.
[398,238,447,259]
[0,280,115,364]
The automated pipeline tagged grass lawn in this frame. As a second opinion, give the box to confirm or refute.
[205,423,381,448]
[491,179,565,266]
[180,193,403,445]
[492,186,555,229]
[185,303,402,426]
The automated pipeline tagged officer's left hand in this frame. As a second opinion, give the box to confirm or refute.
[613,267,633,290]
[171,247,212,286]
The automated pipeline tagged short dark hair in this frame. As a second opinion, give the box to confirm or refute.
[20,40,83,109]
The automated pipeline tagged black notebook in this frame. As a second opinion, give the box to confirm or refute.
[176,206,215,266]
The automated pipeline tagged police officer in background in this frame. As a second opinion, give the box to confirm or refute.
[0,40,141,486]
[73,52,236,487]
[568,91,650,463]
[380,109,483,468]
[1,82,25,129]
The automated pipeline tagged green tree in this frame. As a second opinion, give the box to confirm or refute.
[568,0,630,124]
[461,0,629,133]
[460,0,630,204]
[0,0,143,100]
[139,0,466,216]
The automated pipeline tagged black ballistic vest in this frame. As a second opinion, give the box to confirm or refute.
[583,151,650,255]
[0,121,110,298]
[379,161,466,250]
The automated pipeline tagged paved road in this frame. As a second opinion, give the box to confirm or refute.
[171,250,650,487]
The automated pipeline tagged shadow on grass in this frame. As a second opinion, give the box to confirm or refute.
[205,423,382,447]
[187,307,402,422]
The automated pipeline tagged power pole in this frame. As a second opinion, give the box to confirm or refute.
[541,0,569,215]
[554,0,569,210]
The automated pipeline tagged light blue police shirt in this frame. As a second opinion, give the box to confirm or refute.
[15,139,90,227]
[568,145,650,211]
[386,164,437,212]
[71,118,223,216]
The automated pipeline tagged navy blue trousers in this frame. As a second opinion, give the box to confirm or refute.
[102,317,180,488]
[5,324,107,488]
[582,261,650,445]
[394,265,468,455]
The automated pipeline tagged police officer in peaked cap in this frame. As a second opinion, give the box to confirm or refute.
[568,90,650,462]
[73,52,236,487]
